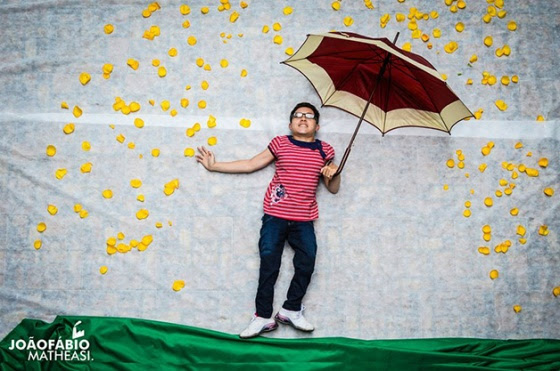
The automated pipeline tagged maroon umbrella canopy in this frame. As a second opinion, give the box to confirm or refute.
[283,31,472,135]
[282,31,473,174]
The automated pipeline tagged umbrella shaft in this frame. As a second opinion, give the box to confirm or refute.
[334,33,400,177]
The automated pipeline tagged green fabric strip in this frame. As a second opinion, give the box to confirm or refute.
[1,316,559,370]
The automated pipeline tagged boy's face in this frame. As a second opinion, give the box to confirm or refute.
[289,107,319,138]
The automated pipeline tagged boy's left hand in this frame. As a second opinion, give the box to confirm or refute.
[320,162,339,179]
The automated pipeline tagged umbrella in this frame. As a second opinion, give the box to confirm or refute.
[282,31,473,175]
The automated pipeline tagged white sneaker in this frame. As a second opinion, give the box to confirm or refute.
[239,315,278,339]
[275,306,314,332]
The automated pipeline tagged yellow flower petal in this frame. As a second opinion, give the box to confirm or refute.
[184,148,195,157]
[46,145,57,157]
[80,162,92,173]
[220,59,229,68]
[179,4,191,15]
[343,16,354,27]
[536,115,545,121]
[510,208,519,216]
[158,66,167,77]
[489,269,499,280]
[516,225,526,237]
[544,187,554,197]
[201,80,209,90]
[127,58,139,70]
[553,287,560,297]
[239,118,251,128]
[47,204,58,215]
[55,168,67,180]
[134,118,144,128]
[73,106,82,118]
[495,99,507,111]
[207,115,217,128]
[102,189,113,199]
[484,197,493,207]
[208,136,217,146]
[463,209,471,218]
[478,247,490,255]
[201,6,209,14]
[186,128,195,137]
[507,21,517,31]
[104,24,114,34]
[37,222,47,233]
[483,36,493,47]
[99,266,108,275]
[172,280,186,292]
[273,35,283,44]
[455,22,464,32]
[537,158,548,168]
[130,179,142,188]
[198,100,207,109]
[538,225,549,236]
[168,48,178,57]
[34,240,42,250]
[79,72,91,86]
[283,6,293,15]
[187,36,197,46]
[136,209,149,220]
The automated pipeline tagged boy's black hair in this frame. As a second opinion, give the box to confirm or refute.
[290,102,320,124]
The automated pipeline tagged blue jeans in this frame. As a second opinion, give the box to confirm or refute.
[255,214,318,318]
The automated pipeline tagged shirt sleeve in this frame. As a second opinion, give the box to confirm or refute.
[267,136,282,159]
[324,142,335,162]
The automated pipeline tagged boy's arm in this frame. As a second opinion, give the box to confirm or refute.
[196,146,275,174]
[321,162,341,194]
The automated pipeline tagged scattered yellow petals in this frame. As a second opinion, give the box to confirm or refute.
[241,69,248,77]
[220,59,229,68]
[262,25,270,34]
[489,269,499,280]
[443,184,449,191]
[46,145,56,157]
[513,305,522,313]
[514,142,523,149]
[100,266,108,275]
[34,240,42,250]
[102,189,113,199]
[553,287,560,297]
[273,22,282,32]
[201,6,209,14]
[544,187,554,197]
[432,29,441,38]
[180,4,191,15]
[510,208,519,216]
[186,128,195,137]
[127,58,139,70]
[104,24,114,34]
[446,159,455,168]
[484,197,493,207]
[157,66,167,77]
[155,222,163,228]
[134,118,144,128]
[239,118,251,128]
[463,209,471,218]
[130,179,142,188]
[484,36,493,47]
[482,225,492,234]
[537,158,548,168]
[172,280,186,292]
[163,179,180,196]
[495,100,507,111]
[507,20,517,31]
[273,35,283,45]
[168,48,178,57]
[184,148,195,157]
[538,225,549,236]
[37,222,47,233]
[73,106,82,118]
[80,162,92,173]
[79,72,91,86]
[136,209,149,220]
[55,168,67,180]
[240,1,248,9]
[283,6,293,15]
[61,101,69,109]
[455,22,464,32]
[516,225,526,237]
[478,247,490,255]
[401,42,412,52]
[208,137,217,146]
[343,16,354,27]
[511,75,519,83]
[187,36,197,46]
[47,204,58,215]
[203,64,211,71]
[332,1,341,11]
[137,194,145,202]
[207,115,217,128]
[198,100,207,109]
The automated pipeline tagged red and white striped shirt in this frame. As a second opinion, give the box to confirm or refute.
[263,135,335,221]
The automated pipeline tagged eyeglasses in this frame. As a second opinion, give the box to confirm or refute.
[292,112,316,119]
